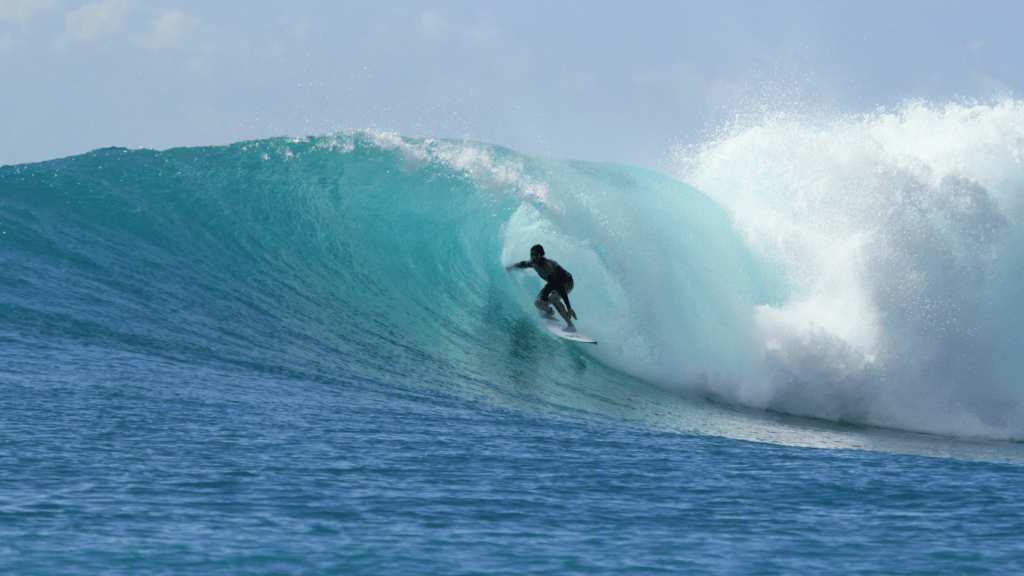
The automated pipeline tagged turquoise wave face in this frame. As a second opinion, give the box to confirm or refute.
[0,132,769,418]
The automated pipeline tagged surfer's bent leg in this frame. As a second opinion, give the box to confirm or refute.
[535,285,555,315]
[542,285,574,329]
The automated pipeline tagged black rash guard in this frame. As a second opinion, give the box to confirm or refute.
[511,257,574,309]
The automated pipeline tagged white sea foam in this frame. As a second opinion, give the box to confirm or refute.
[676,99,1024,438]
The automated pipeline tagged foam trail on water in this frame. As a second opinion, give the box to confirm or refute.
[675,99,1024,438]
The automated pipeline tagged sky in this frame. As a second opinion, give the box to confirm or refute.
[2,0,1023,170]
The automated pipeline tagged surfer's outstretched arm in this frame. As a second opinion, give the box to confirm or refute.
[506,261,531,271]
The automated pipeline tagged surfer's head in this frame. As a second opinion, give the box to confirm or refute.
[530,244,545,261]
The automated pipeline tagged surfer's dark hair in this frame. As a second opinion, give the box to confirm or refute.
[531,244,545,256]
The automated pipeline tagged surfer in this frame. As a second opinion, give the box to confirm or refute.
[506,244,578,332]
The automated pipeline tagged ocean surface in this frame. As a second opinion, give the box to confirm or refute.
[3,101,1024,574]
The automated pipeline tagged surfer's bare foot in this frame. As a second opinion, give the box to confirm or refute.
[563,325,577,333]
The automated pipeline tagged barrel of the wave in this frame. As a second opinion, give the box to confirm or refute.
[499,160,774,396]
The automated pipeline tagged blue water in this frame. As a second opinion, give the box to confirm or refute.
[3,115,1024,574]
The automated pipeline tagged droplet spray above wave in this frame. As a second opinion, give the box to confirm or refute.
[676,99,1024,438]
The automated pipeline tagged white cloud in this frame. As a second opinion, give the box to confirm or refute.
[0,0,57,23]
[467,17,501,42]
[0,0,57,55]
[416,9,502,43]
[55,1,201,52]
[64,0,132,41]
[633,61,744,108]
[142,9,199,50]
[418,10,448,38]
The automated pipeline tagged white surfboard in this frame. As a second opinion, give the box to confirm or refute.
[541,316,597,344]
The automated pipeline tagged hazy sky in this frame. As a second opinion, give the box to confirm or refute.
[2,0,1022,169]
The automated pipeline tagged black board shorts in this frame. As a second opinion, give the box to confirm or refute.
[538,274,573,303]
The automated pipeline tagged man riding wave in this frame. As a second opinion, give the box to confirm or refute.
[506,244,578,332]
